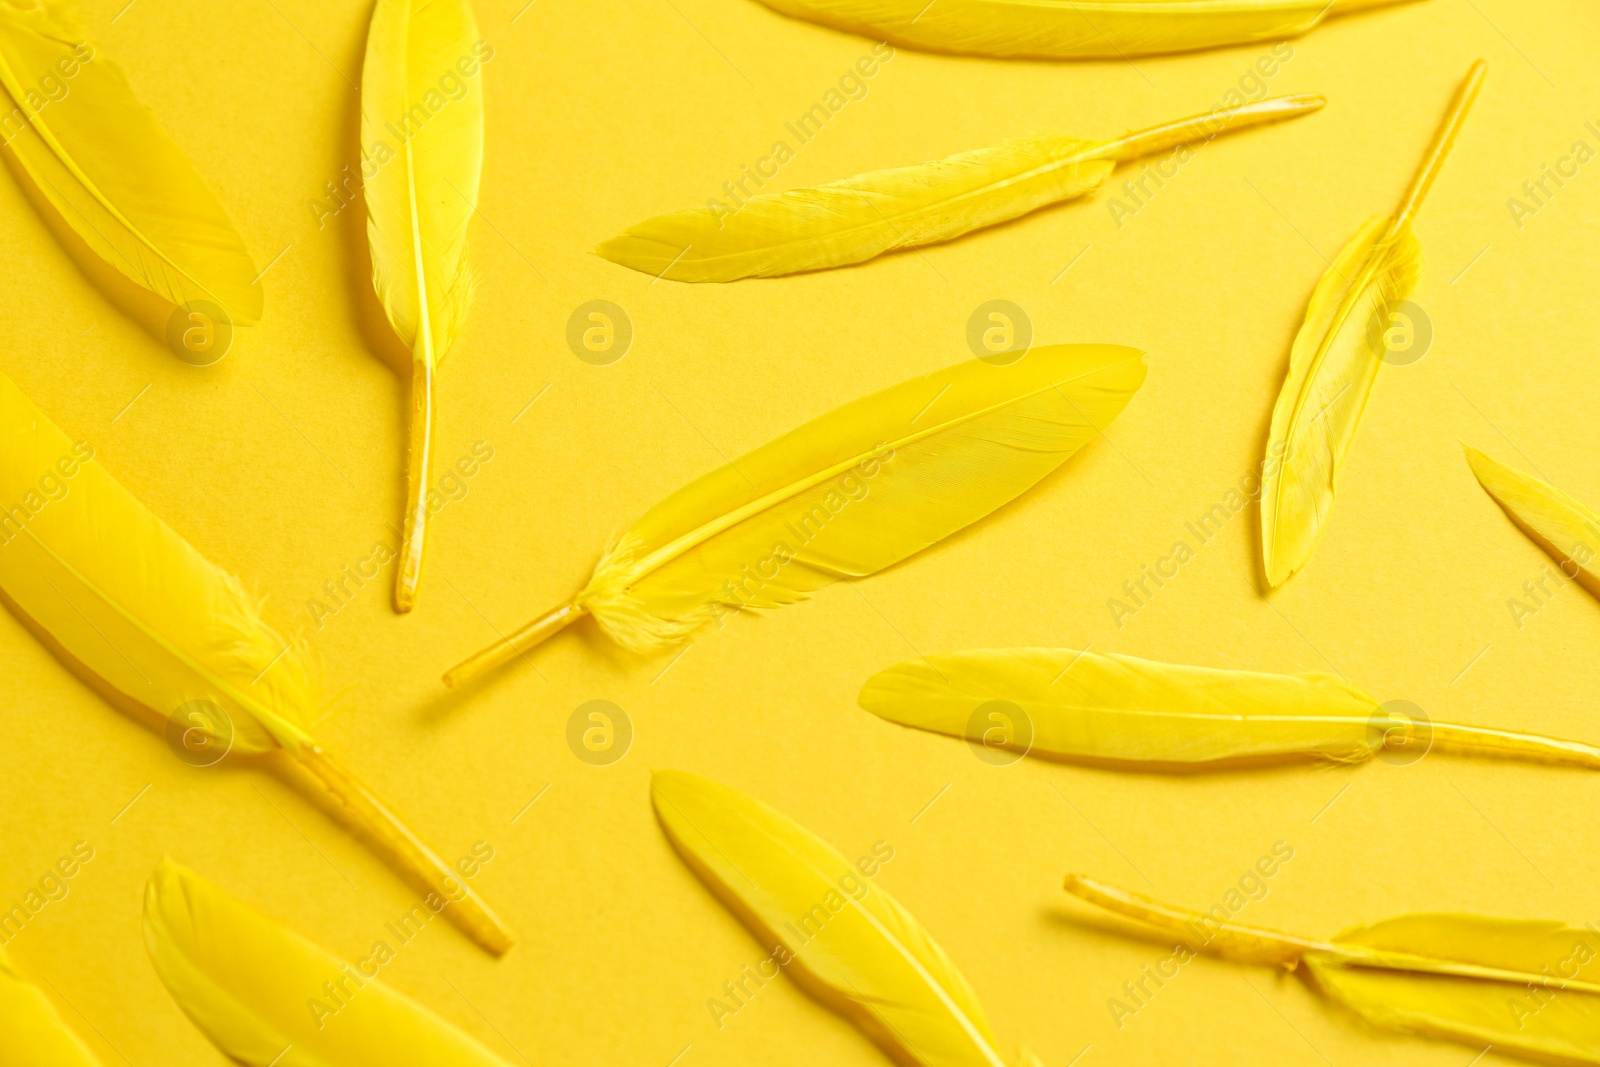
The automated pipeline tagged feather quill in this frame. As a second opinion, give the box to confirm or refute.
[0,0,261,325]
[653,771,1034,1067]
[144,860,514,1067]
[362,0,484,613]
[745,0,1419,59]
[443,344,1146,687]
[1261,61,1484,587]
[0,945,103,1067]
[599,94,1323,282]
[0,371,511,955]
[1465,446,1600,598]
[1066,874,1600,1064]
[861,647,1600,770]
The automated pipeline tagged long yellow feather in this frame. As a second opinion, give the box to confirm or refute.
[1465,446,1600,599]
[0,371,511,955]
[1066,874,1600,1064]
[1260,61,1484,587]
[860,647,1600,770]
[443,345,1146,687]
[362,0,485,613]
[0,945,103,1067]
[599,95,1323,282]
[745,0,1420,59]
[653,771,1034,1067]
[144,860,514,1066]
[0,1,261,326]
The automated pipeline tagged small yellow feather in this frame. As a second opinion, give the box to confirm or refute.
[653,771,1029,1067]
[747,0,1422,59]
[144,860,514,1067]
[362,0,486,613]
[0,0,262,326]
[599,95,1323,282]
[0,371,511,955]
[1067,874,1600,1064]
[442,344,1146,687]
[1261,61,1484,587]
[1465,445,1600,597]
[0,945,103,1067]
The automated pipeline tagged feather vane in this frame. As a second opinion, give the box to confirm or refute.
[144,860,513,1067]
[599,95,1322,282]
[1261,61,1483,586]
[652,771,1026,1067]
[444,344,1146,685]
[1465,446,1600,592]
[0,1,261,324]
[0,371,511,954]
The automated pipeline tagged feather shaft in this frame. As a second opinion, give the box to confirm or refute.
[600,96,1321,282]
[396,358,434,612]
[1066,875,1600,993]
[443,346,1145,686]
[1260,62,1484,586]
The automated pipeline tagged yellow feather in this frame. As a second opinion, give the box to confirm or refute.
[1261,62,1483,587]
[443,344,1146,685]
[0,946,103,1067]
[599,95,1323,282]
[143,860,514,1067]
[1067,875,1600,1064]
[652,771,1023,1067]
[862,647,1600,770]
[746,0,1419,59]
[0,371,512,955]
[361,0,485,612]
[1465,446,1600,593]
[0,1,262,325]
[860,647,1382,766]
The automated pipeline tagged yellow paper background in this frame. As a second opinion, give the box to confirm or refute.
[1,0,1596,1063]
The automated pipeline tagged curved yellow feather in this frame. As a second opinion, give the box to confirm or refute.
[860,647,1382,765]
[1259,217,1422,587]
[1465,446,1600,590]
[599,95,1324,283]
[599,135,1113,281]
[0,371,512,955]
[1069,875,1600,1064]
[652,771,1022,1067]
[444,344,1145,683]
[0,946,103,1067]
[143,860,513,1067]
[746,0,1418,59]
[1261,61,1485,587]
[0,1,262,324]
[362,0,485,612]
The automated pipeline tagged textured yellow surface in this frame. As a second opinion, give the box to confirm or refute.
[0,1,1595,1065]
